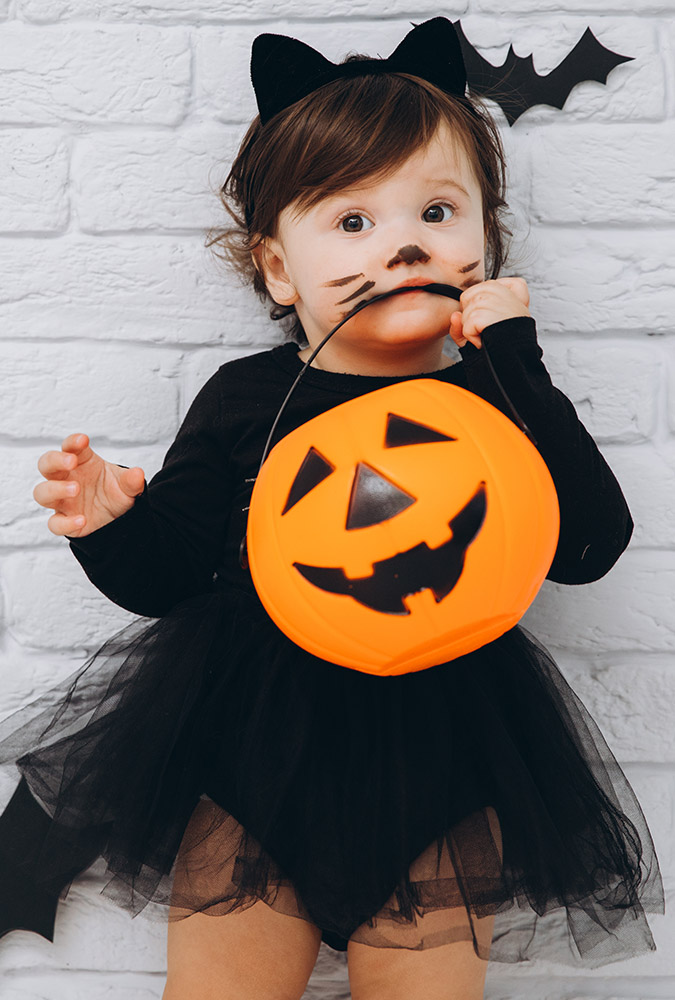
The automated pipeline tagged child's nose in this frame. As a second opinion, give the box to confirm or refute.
[386,244,431,269]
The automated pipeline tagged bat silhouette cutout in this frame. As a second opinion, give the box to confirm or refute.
[454,22,633,126]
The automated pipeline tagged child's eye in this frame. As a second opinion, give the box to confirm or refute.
[338,214,373,233]
[422,203,455,223]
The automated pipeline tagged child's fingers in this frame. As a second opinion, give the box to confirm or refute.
[33,479,79,509]
[117,466,146,498]
[495,276,529,306]
[37,434,91,480]
[47,512,86,537]
[448,311,467,347]
[61,432,94,463]
[37,449,78,480]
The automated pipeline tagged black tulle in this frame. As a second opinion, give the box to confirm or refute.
[0,586,663,964]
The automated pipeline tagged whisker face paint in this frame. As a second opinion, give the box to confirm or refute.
[322,273,364,287]
[339,301,370,319]
[458,260,481,274]
[337,280,376,305]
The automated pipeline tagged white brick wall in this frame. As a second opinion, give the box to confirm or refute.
[0,3,673,998]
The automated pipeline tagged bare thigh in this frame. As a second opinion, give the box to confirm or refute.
[347,807,502,1000]
[163,799,322,1000]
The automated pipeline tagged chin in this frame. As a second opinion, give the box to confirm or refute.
[352,306,452,345]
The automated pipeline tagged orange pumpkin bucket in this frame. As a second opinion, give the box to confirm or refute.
[247,379,559,675]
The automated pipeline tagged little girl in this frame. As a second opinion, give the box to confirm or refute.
[0,17,664,1000]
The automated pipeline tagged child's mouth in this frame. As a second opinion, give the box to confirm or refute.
[393,279,435,292]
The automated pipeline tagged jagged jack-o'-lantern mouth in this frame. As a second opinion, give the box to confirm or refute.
[293,480,486,615]
[246,379,559,675]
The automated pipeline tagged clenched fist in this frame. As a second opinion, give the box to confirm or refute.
[33,433,145,538]
[449,276,531,349]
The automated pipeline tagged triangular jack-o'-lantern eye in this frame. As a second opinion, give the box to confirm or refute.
[346,462,416,530]
[384,412,457,447]
[282,446,335,514]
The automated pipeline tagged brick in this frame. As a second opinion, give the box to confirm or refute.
[446,15,661,125]
[0,130,69,232]
[0,448,50,532]
[73,125,239,233]
[542,341,661,443]
[531,123,675,224]
[0,631,85,720]
[3,549,136,650]
[0,25,190,125]
[0,341,181,442]
[475,0,672,12]
[601,443,675,549]
[522,549,675,654]
[0,973,162,1000]
[18,0,449,21]
[665,360,675,435]
[0,236,272,346]
[524,229,675,335]
[557,652,675,763]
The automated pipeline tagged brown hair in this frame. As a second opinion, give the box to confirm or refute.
[207,70,513,338]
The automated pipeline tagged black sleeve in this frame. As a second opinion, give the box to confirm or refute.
[66,370,232,617]
[458,316,633,584]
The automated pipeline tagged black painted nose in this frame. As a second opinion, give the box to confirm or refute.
[386,245,431,269]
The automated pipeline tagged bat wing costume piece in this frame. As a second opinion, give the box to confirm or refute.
[0,318,664,965]
[455,22,633,125]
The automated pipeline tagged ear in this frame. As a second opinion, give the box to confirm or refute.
[254,238,299,306]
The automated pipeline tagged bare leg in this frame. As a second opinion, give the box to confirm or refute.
[163,900,322,1000]
[347,807,502,1000]
[163,798,322,1000]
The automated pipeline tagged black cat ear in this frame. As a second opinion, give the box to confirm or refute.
[251,33,337,126]
[386,18,467,99]
[250,18,468,126]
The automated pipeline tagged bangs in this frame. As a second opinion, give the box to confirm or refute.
[276,75,472,217]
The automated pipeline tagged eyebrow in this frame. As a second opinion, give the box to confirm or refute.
[428,178,471,199]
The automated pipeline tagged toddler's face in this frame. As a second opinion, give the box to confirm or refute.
[261,123,486,354]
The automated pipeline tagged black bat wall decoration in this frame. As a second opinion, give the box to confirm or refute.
[454,22,634,126]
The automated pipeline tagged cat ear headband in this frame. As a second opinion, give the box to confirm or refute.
[251,16,633,127]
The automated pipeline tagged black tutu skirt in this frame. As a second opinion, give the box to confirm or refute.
[0,586,664,965]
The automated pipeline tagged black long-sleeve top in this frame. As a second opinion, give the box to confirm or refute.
[67,317,633,618]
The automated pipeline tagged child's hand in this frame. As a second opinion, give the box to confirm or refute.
[449,277,530,350]
[33,433,145,538]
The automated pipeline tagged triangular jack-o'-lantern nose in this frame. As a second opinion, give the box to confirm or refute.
[346,462,416,530]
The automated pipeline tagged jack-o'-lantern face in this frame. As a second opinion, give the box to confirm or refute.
[247,380,559,676]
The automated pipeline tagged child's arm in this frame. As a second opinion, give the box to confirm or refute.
[37,371,232,617]
[457,314,632,584]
